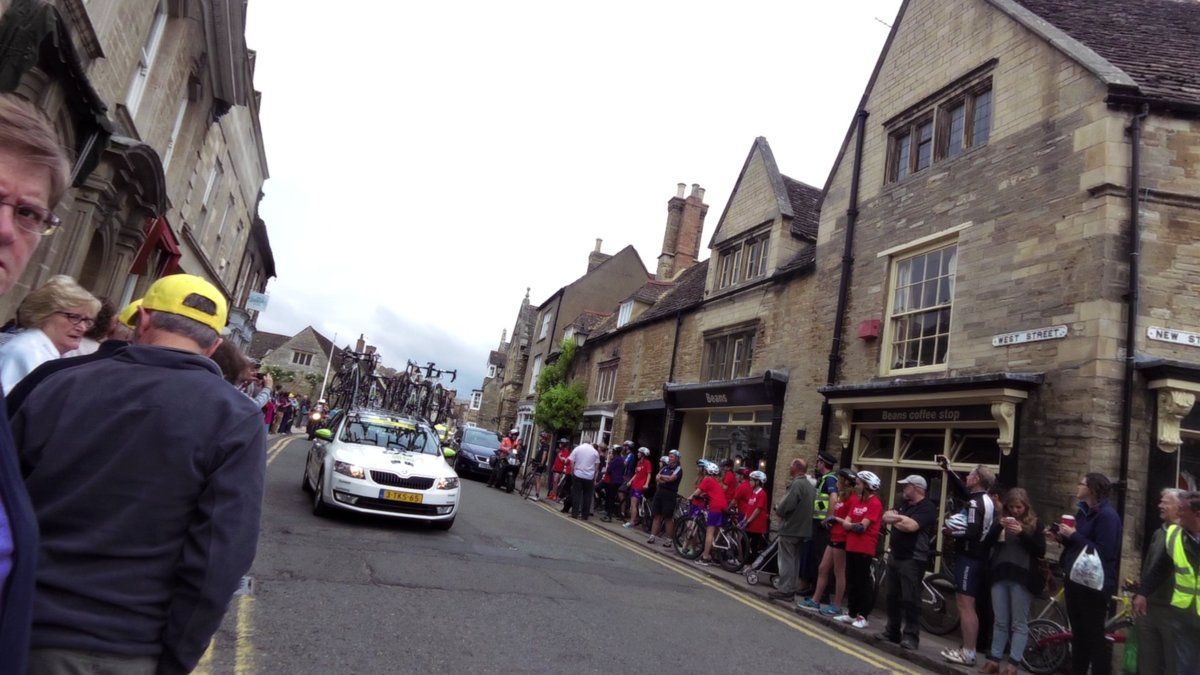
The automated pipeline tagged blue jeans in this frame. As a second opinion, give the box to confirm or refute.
[990,579,1033,663]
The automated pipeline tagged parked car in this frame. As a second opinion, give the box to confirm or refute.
[454,427,503,480]
[302,408,460,530]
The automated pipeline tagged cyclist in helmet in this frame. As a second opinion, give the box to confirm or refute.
[741,471,771,559]
[524,432,551,501]
[623,447,653,530]
[550,438,571,502]
[834,470,883,629]
[647,450,682,546]
[686,461,729,566]
[800,467,859,617]
[489,429,522,489]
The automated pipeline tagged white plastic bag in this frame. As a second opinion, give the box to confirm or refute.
[1069,546,1104,591]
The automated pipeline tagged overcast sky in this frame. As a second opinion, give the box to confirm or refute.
[244,0,902,396]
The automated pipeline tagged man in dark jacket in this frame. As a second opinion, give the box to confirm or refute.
[0,93,74,673]
[13,274,266,673]
[769,459,816,601]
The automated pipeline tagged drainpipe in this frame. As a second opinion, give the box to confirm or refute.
[817,109,869,462]
[661,310,685,453]
[1117,104,1148,549]
[668,310,684,382]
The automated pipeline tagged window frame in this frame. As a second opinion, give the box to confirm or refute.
[887,79,993,183]
[529,354,543,394]
[715,226,772,290]
[879,239,958,376]
[595,361,618,403]
[126,0,168,118]
[487,364,497,379]
[702,324,757,382]
[291,350,314,367]
[538,313,552,341]
[616,301,633,327]
[469,391,483,410]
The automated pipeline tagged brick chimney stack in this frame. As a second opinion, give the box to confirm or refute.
[587,238,611,273]
[355,334,365,352]
[657,183,708,280]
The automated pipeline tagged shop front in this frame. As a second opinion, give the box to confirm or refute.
[623,399,666,452]
[822,373,1041,566]
[580,405,615,447]
[1138,360,1200,548]
[663,370,788,499]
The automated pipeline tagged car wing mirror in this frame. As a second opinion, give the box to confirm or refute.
[315,428,333,441]
[443,447,457,459]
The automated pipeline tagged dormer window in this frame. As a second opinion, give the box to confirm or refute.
[563,326,576,342]
[616,301,633,328]
[887,77,992,183]
[487,364,497,379]
[716,228,771,290]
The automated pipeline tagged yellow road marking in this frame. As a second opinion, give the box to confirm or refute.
[265,436,292,465]
[235,594,256,674]
[535,502,917,675]
[194,636,215,675]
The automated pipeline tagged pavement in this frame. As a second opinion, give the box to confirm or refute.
[196,434,949,673]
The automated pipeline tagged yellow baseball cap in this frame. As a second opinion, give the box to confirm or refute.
[140,274,228,333]
[117,299,143,327]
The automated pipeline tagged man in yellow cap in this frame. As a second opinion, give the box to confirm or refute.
[11,273,266,674]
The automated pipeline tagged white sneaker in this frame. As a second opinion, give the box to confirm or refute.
[622,522,633,529]
[851,616,869,629]
[833,613,854,623]
[531,496,540,502]
[646,535,657,544]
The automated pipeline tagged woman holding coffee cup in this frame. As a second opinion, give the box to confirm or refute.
[1046,472,1122,675]
[981,488,1045,675]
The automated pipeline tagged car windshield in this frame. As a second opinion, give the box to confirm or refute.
[339,416,439,455]
[463,428,501,449]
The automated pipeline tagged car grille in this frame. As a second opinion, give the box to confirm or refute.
[349,495,443,515]
[370,471,435,490]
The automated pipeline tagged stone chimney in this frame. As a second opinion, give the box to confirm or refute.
[587,238,611,273]
[355,333,365,353]
[657,183,708,280]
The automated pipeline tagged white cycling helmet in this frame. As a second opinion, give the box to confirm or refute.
[749,470,767,483]
[509,428,519,434]
[638,447,650,456]
[704,461,721,475]
[856,470,881,491]
[668,449,680,457]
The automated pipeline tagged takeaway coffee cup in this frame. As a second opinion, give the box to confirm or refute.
[1061,514,1076,528]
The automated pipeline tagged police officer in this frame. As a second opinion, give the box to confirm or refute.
[802,451,840,597]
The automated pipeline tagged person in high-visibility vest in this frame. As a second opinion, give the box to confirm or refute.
[802,451,841,596]
[1134,489,1200,673]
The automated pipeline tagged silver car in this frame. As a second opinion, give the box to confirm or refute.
[302,408,460,530]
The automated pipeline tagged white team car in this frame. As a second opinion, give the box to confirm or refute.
[302,408,460,530]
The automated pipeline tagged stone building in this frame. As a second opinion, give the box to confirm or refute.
[0,0,273,344]
[249,326,341,399]
[809,0,1200,571]
[471,290,537,435]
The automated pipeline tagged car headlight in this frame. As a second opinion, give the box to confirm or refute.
[334,461,366,479]
[310,412,322,421]
[436,476,459,490]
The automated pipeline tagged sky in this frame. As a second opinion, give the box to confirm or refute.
[244,0,903,397]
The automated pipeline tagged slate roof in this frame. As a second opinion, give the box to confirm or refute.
[570,310,612,333]
[782,175,821,240]
[631,259,710,326]
[777,247,817,275]
[488,350,507,368]
[247,330,288,361]
[1013,0,1200,107]
[628,279,675,304]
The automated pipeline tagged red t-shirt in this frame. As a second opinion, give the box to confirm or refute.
[632,458,652,490]
[733,481,753,516]
[552,449,570,473]
[829,499,851,543]
[722,471,738,501]
[845,493,883,556]
[746,487,769,534]
[698,476,728,512]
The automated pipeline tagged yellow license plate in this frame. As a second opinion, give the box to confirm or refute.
[380,490,423,504]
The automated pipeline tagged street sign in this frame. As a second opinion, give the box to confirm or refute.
[1147,326,1200,348]
[246,291,269,312]
[991,325,1068,347]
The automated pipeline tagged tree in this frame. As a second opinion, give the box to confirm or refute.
[533,338,585,435]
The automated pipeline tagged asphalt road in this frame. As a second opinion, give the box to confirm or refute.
[196,435,923,674]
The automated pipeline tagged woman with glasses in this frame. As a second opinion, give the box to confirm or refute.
[0,274,99,390]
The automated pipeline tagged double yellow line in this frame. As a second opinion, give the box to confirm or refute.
[535,502,918,675]
[195,436,295,675]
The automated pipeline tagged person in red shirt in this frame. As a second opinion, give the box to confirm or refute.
[799,468,858,617]
[836,471,883,629]
[740,471,771,559]
[720,459,738,503]
[623,447,653,529]
[732,468,753,519]
[549,438,571,501]
[688,462,729,566]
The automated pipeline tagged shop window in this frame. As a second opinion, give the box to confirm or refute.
[755,411,773,423]
[951,431,1003,468]
[887,80,993,182]
[884,242,957,374]
[709,412,730,424]
[731,411,755,422]
[857,429,897,462]
[899,430,947,463]
[704,411,771,469]
[703,328,755,381]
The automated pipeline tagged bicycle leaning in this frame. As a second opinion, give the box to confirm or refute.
[672,500,748,573]
[1019,580,1138,675]
[869,550,961,636]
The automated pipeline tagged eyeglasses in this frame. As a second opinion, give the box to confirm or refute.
[0,194,61,236]
[55,311,95,328]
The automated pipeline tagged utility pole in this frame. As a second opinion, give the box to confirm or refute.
[318,331,337,401]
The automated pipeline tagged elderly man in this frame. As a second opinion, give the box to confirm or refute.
[568,440,601,520]
[769,459,816,601]
[0,93,72,671]
[13,274,266,673]
[1132,488,1183,675]
[878,475,939,650]
[1136,489,1200,674]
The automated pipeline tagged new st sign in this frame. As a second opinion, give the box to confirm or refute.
[1147,326,1200,348]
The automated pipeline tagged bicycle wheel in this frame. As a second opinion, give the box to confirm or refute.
[674,517,703,560]
[918,573,960,635]
[518,472,534,498]
[1022,619,1071,675]
[717,532,744,573]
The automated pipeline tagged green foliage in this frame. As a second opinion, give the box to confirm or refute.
[262,365,296,385]
[533,338,584,432]
[303,372,323,388]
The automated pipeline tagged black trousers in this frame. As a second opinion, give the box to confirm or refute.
[846,552,875,619]
[570,477,594,518]
[885,557,924,642]
[1065,581,1111,675]
[604,483,619,517]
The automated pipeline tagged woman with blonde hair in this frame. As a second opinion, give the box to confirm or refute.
[0,275,99,390]
[981,487,1045,675]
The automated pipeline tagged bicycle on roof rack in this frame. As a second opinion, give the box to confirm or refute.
[326,350,381,411]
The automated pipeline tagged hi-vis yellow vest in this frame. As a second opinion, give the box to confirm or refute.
[1166,524,1200,616]
[814,472,836,519]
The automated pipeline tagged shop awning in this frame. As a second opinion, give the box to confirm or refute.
[624,399,666,413]
[664,370,789,410]
[130,216,181,276]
